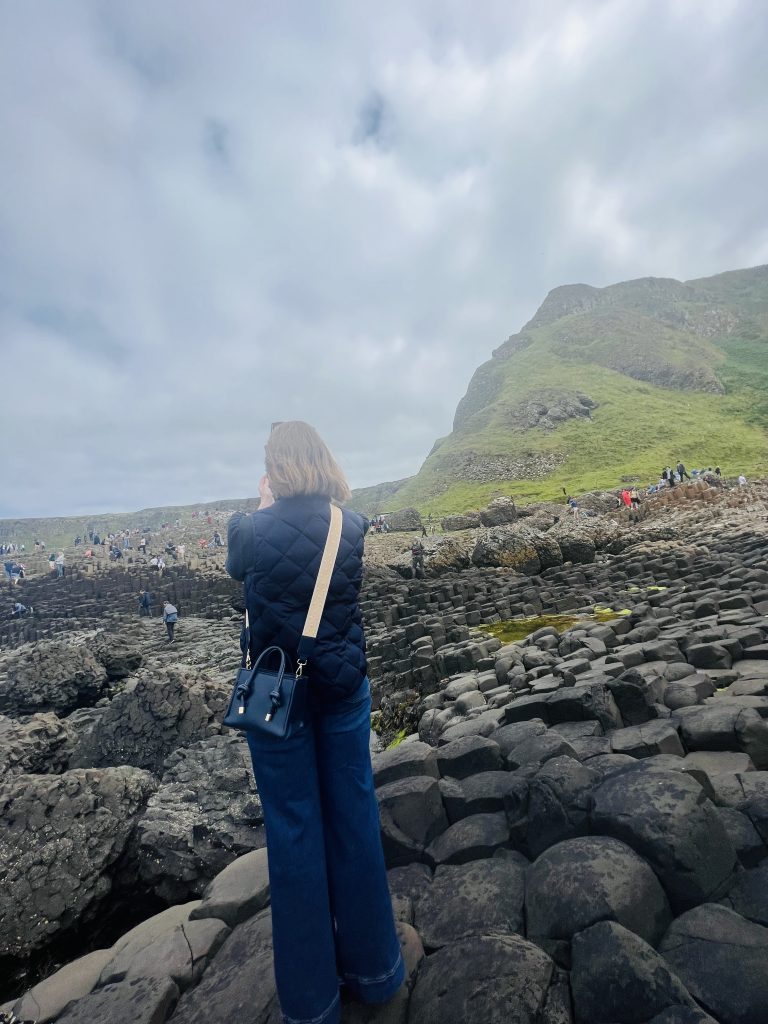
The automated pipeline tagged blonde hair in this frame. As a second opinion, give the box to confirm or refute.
[265,421,352,502]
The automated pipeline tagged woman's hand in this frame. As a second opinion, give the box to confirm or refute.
[258,474,275,509]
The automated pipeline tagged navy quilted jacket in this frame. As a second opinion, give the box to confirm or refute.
[226,495,369,704]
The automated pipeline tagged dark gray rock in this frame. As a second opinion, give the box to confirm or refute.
[675,705,768,768]
[526,837,671,952]
[440,771,525,822]
[571,921,699,1024]
[660,903,768,1024]
[376,775,449,848]
[0,711,77,777]
[89,632,143,680]
[525,756,598,858]
[170,910,281,1024]
[507,732,577,770]
[719,862,768,926]
[435,735,502,779]
[441,512,482,531]
[424,812,510,866]
[590,767,737,911]
[489,720,548,761]
[610,720,685,759]
[0,766,156,958]
[386,508,423,531]
[414,858,525,950]
[686,642,733,669]
[372,741,440,788]
[99,917,230,991]
[0,638,108,715]
[137,735,265,902]
[479,497,518,527]
[55,977,179,1024]
[11,948,114,1024]
[471,525,544,575]
[547,684,623,732]
[69,666,221,773]
[189,848,270,928]
[406,934,554,1024]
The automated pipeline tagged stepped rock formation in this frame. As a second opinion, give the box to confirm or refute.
[2,482,768,1022]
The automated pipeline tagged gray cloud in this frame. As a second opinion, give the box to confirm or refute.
[1,0,767,516]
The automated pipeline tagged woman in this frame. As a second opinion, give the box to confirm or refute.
[226,421,404,1024]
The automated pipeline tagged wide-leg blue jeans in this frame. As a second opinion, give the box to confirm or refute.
[246,676,404,1024]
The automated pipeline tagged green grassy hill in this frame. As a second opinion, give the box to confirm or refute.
[352,265,768,516]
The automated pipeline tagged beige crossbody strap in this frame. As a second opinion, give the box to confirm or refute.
[301,503,343,645]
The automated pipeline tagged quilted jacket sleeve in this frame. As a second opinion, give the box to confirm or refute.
[226,512,256,582]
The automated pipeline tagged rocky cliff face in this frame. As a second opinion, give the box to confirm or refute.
[355,263,768,515]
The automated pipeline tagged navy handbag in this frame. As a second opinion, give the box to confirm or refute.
[222,504,343,739]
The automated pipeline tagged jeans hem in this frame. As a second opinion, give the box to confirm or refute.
[341,949,405,1003]
[282,990,340,1024]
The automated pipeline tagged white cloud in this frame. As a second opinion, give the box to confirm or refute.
[0,0,766,516]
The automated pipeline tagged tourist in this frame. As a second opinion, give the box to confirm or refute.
[138,590,154,616]
[55,552,65,577]
[630,487,640,510]
[411,537,426,578]
[225,421,404,1023]
[676,461,691,481]
[162,599,178,642]
[715,466,722,477]
[738,474,748,487]
[139,537,147,555]
[11,601,28,618]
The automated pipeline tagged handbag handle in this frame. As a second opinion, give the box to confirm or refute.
[235,646,287,721]
[241,504,344,672]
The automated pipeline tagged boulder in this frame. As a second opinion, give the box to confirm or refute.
[98,917,230,991]
[69,666,221,773]
[558,535,596,565]
[478,497,518,527]
[376,776,449,848]
[525,756,598,857]
[189,848,270,928]
[435,735,502,779]
[590,767,737,911]
[170,909,281,1024]
[441,512,482,531]
[526,837,672,953]
[11,948,115,1024]
[137,735,265,902]
[0,766,157,958]
[88,632,143,680]
[54,977,180,1024]
[675,705,768,768]
[413,858,526,950]
[0,638,108,716]
[386,508,423,532]
[610,720,685,759]
[571,921,699,1024]
[471,525,543,574]
[406,934,554,1024]
[424,812,510,866]
[0,711,76,777]
[372,741,440,788]
[719,862,768,926]
[660,904,768,1024]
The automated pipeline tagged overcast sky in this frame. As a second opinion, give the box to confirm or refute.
[1,1,767,518]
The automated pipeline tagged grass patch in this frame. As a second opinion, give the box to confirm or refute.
[483,608,627,645]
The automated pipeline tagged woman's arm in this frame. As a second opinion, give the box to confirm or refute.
[226,513,253,581]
